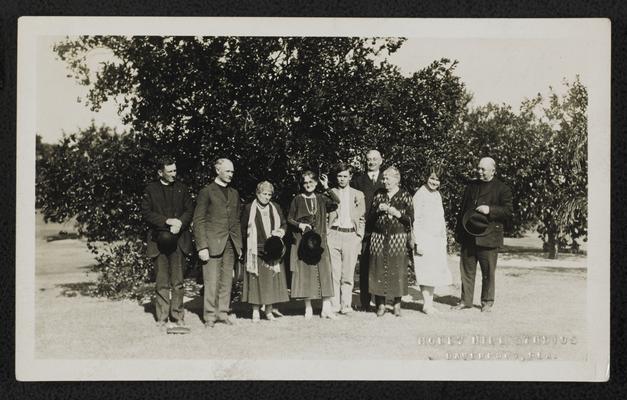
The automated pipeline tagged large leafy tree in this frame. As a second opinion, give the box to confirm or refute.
[43,36,469,298]
[535,78,588,258]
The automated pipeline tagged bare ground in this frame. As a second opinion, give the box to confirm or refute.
[34,215,587,361]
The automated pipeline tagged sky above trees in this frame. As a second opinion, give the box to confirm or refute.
[36,34,595,144]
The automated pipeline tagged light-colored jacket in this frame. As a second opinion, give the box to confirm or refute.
[327,187,366,238]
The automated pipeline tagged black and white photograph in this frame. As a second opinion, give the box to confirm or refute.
[16,17,610,380]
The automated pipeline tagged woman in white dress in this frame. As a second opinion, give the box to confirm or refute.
[412,166,452,314]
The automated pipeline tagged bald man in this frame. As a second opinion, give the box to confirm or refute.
[351,149,386,311]
[193,158,243,327]
[453,157,512,313]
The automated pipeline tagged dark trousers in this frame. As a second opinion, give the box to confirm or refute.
[154,247,185,322]
[460,243,499,307]
[202,238,235,322]
[358,239,371,308]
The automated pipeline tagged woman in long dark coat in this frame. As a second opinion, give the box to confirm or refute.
[287,170,340,319]
[368,166,414,317]
[241,181,290,322]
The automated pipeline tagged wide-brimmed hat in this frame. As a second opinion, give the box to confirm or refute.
[263,236,286,263]
[155,230,179,254]
[298,230,324,265]
[462,209,493,237]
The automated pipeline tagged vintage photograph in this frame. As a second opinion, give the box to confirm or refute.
[16,17,610,380]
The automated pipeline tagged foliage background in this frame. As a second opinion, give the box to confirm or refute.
[36,36,588,299]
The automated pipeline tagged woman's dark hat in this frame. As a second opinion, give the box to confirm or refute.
[155,230,179,254]
[298,230,324,265]
[462,210,492,237]
[263,236,286,263]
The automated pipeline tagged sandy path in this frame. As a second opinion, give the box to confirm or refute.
[34,216,587,361]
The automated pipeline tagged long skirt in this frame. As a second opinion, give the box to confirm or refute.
[368,232,409,298]
[289,235,334,299]
[413,234,452,287]
[242,257,290,305]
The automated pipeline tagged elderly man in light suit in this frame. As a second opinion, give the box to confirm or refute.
[193,158,243,327]
[328,162,366,315]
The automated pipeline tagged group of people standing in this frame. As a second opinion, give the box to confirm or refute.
[141,150,512,330]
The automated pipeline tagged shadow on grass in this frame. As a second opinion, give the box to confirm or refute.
[144,284,476,322]
[56,282,96,297]
[434,295,461,307]
[500,246,586,259]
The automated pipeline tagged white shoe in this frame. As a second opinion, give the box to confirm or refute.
[321,311,339,320]
[422,306,439,315]
[304,308,313,320]
[252,310,261,323]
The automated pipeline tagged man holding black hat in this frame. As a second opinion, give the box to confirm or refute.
[453,157,512,313]
[141,156,194,329]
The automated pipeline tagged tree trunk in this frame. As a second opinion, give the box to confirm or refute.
[547,232,559,259]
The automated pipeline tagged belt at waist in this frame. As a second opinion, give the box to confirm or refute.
[330,226,355,233]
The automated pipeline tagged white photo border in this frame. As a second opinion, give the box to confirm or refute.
[16,16,611,381]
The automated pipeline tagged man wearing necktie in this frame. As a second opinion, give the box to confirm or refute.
[350,149,386,311]
[328,162,365,314]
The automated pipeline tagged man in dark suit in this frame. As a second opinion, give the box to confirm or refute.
[193,158,243,327]
[141,156,194,328]
[350,149,385,311]
[454,157,513,313]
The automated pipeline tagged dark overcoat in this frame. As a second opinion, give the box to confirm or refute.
[455,177,513,248]
[350,171,386,234]
[140,180,194,258]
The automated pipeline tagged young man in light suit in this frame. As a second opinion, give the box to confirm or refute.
[193,158,243,327]
[328,162,366,315]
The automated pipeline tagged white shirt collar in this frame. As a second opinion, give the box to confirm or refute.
[214,178,228,187]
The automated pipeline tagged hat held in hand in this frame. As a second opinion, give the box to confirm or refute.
[462,209,493,237]
[155,230,179,254]
[298,230,324,265]
[263,236,286,263]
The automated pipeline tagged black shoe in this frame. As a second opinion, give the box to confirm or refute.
[451,303,472,311]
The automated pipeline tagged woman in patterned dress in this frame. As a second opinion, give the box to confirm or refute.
[287,170,340,319]
[241,181,290,322]
[412,166,452,315]
[368,166,414,317]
